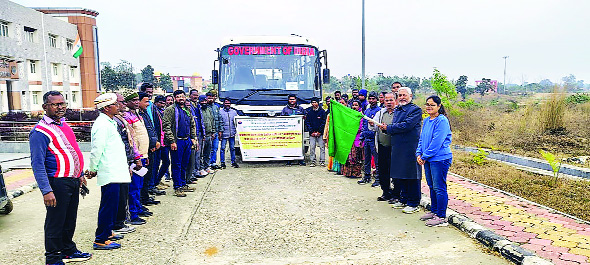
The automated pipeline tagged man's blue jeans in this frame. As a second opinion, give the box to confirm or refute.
[171,139,191,189]
[156,146,170,183]
[363,140,378,178]
[424,158,452,218]
[201,136,212,170]
[220,137,236,164]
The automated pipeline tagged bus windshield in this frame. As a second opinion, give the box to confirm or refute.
[219,45,318,92]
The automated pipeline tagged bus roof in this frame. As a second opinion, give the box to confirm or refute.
[220,35,318,48]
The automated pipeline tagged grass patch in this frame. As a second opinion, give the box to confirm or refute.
[451,151,590,221]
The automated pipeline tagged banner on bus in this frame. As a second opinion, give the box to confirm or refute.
[235,116,304,161]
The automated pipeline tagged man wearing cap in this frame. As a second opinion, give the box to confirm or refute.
[305,97,326,167]
[162,90,198,197]
[120,89,153,224]
[200,92,222,173]
[358,91,381,186]
[208,90,224,170]
[188,90,206,178]
[30,91,92,264]
[87,93,131,250]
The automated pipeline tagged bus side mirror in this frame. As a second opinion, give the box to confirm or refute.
[212,70,219,84]
[323,69,330,84]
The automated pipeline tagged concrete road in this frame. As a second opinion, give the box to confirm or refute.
[0,161,508,265]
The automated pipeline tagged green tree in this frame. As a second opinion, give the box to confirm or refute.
[159,73,173,92]
[100,62,117,92]
[455,75,472,99]
[475,78,492,96]
[115,60,136,89]
[141,65,156,84]
[431,69,457,102]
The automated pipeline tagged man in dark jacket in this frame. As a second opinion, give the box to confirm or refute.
[188,90,206,178]
[379,87,423,214]
[359,92,381,186]
[305,97,326,167]
[162,90,197,197]
[281,94,306,166]
[137,92,164,207]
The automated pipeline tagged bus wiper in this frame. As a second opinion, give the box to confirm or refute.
[235,88,281,104]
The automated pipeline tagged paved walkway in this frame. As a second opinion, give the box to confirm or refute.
[427,174,590,265]
[3,169,35,191]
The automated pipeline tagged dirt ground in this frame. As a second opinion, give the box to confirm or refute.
[0,161,508,265]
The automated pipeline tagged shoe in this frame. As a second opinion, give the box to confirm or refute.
[93,240,121,250]
[402,206,420,214]
[138,211,152,217]
[159,181,170,187]
[420,212,436,221]
[187,179,198,184]
[47,261,66,265]
[164,173,171,181]
[391,202,406,209]
[206,167,213,174]
[232,163,240,168]
[62,251,92,262]
[319,162,325,167]
[174,189,187,197]
[286,161,292,166]
[298,161,306,166]
[426,216,448,227]
[182,185,196,192]
[148,188,166,196]
[357,177,370,185]
[220,163,227,169]
[113,225,135,234]
[309,162,316,167]
[155,184,167,190]
[371,180,380,187]
[108,233,124,241]
[211,164,221,170]
[387,198,399,204]
[148,198,161,205]
[198,169,208,177]
[377,196,390,201]
[127,218,146,225]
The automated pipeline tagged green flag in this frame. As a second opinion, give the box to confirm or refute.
[328,99,365,164]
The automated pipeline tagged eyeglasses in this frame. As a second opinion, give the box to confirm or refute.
[46,102,68,108]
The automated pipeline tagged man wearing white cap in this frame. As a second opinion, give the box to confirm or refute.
[86,93,131,250]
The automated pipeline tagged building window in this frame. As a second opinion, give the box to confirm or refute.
[24,27,36,42]
[66,39,73,51]
[30,60,36,74]
[70,66,76,77]
[32,92,39,105]
[53,64,59,76]
[72,92,77,103]
[0,21,8,37]
[49,34,57,48]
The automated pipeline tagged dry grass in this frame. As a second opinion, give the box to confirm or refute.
[448,93,590,161]
[451,151,590,221]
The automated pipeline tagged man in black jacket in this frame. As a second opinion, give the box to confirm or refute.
[305,97,327,167]
[137,92,163,209]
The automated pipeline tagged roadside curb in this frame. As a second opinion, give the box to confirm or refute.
[419,197,553,265]
[7,182,38,199]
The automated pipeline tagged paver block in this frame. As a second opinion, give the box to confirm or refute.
[513,231,541,240]
[528,238,553,246]
[481,214,503,221]
[493,220,514,226]
[503,225,526,232]
[521,243,545,252]
[578,243,590,250]
[524,226,551,235]
[536,251,561,261]
[537,233,562,241]
[543,245,570,253]
[552,239,580,248]
[507,236,532,243]
[560,252,589,263]
[569,248,590,260]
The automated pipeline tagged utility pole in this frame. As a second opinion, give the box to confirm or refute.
[361,0,366,90]
[502,56,509,94]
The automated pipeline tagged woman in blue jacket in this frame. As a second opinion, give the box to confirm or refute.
[416,95,452,227]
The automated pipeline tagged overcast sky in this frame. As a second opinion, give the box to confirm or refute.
[12,0,590,85]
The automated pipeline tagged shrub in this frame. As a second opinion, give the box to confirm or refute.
[565,93,590,104]
[472,148,489,165]
[540,90,566,134]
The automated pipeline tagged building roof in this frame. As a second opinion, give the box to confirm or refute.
[220,35,318,48]
[32,7,99,17]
